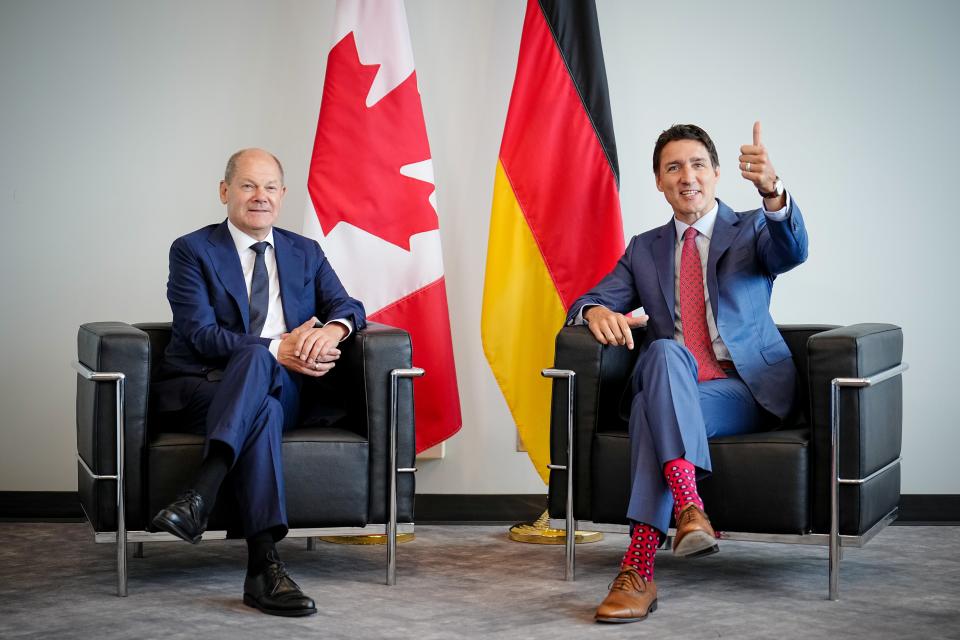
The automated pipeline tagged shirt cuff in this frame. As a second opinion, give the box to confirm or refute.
[762,192,791,221]
[325,318,354,341]
[268,339,281,360]
[571,304,596,326]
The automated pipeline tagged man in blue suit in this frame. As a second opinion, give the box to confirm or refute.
[150,148,365,617]
[568,123,808,623]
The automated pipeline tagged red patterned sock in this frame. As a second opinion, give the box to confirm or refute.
[620,522,658,581]
[664,457,705,519]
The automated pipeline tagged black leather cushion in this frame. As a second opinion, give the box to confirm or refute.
[586,429,810,533]
[699,429,810,533]
[148,426,370,533]
[588,432,631,523]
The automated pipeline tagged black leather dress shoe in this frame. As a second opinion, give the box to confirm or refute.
[150,490,208,544]
[243,556,317,617]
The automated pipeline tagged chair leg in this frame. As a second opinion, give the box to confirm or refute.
[133,542,144,558]
[306,537,315,551]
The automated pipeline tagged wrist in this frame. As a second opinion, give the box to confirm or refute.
[759,176,784,199]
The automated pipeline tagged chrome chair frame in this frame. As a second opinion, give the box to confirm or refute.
[73,360,423,597]
[544,362,908,601]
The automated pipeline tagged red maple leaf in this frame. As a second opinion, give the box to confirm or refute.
[308,32,438,251]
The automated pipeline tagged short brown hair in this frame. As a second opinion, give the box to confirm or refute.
[652,124,719,175]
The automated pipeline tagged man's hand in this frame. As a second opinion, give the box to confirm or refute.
[583,306,649,350]
[277,317,345,377]
[739,121,785,209]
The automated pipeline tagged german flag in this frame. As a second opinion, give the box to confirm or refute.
[481,0,624,482]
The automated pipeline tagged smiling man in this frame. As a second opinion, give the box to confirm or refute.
[149,148,365,616]
[567,123,808,623]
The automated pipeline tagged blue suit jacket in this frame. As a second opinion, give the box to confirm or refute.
[567,198,808,419]
[160,220,366,379]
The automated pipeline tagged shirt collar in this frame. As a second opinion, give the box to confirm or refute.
[227,219,274,254]
[673,202,719,242]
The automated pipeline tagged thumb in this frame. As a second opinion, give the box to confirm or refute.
[626,314,649,327]
[753,120,762,147]
[300,316,318,329]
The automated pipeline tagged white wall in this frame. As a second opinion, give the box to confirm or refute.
[1,0,956,495]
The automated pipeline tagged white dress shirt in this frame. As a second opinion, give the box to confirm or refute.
[227,220,287,358]
[226,221,354,360]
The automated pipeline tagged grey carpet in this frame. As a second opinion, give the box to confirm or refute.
[0,523,957,639]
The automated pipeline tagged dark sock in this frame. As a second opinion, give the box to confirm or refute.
[247,530,278,577]
[193,441,232,508]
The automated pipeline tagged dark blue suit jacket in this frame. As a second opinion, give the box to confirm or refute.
[160,220,366,381]
[568,198,808,419]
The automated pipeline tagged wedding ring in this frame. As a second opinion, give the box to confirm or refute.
[745,161,751,172]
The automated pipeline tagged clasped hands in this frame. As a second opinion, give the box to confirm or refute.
[278,317,347,377]
[583,306,649,350]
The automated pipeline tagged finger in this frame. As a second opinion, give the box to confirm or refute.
[739,146,764,158]
[739,161,765,173]
[293,330,311,357]
[589,323,609,345]
[753,120,761,147]
[298,331,321,361]
[741,170,765,183]
[307,337,333,363]
[626,314,649,328]
[600,321,622,346]
[313,361,335,376]
[299,316,316,331]
[616,315,634,350]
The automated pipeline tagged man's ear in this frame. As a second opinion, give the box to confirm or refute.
[655,172,663,193]
[219,180,228,204]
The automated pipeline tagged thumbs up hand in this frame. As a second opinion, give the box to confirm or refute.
[739,121,778,194]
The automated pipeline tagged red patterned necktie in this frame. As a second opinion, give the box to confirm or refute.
[679,227,726,382]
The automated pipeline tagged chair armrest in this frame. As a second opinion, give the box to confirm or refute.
[806,323,904,534]
[548,325,641,519]
[76,322,152,531]
[339,322,415,523]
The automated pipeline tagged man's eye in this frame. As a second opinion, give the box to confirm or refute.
[266,186,278,193]
[694,162,704,168]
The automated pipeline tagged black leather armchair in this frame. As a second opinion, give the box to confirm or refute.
[75,321,419,596]
[546,324,906,599]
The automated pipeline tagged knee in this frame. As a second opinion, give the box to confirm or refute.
[640,339,696,375]
[646,339,685,359]
[229,343,275,369]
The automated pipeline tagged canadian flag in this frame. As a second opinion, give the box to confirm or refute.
[303,0,462,452]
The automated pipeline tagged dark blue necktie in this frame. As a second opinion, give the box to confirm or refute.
[248,241,270,336]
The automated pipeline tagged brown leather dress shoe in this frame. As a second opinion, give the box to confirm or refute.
[594,569,657,623]
[672,503,719,558]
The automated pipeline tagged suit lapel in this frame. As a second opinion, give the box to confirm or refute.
[206,221,251,331]
[273,231,305,332]
[706,201,740,321]
[651,219,676,319]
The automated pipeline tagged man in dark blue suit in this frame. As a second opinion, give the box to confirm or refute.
[568,123,808,623]
[150,148,365,617]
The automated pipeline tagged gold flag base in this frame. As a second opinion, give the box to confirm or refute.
[318,533,415,545]
[508,510,603,545]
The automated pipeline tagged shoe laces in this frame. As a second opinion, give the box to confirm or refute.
[264,554,300,595]
[609,570,646,593]
[677,504,704,526]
